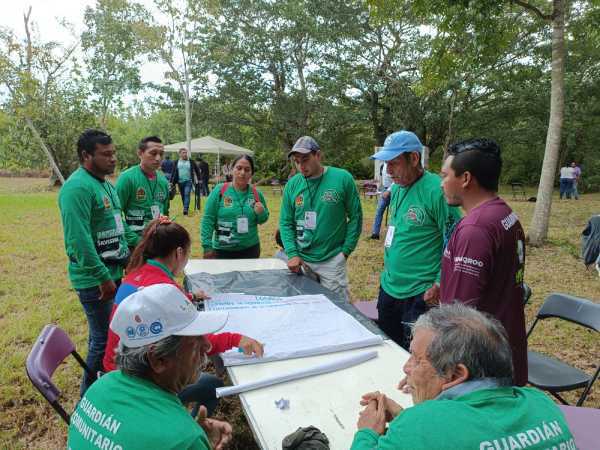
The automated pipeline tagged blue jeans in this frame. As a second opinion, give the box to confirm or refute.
[178,373,224,417]
[559,178,573,199]
[178,180,193,212]
[76,285,116,396]
[371,193,391,236]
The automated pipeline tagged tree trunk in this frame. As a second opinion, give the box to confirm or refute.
[528,0,566,245]
[24,116,65,184]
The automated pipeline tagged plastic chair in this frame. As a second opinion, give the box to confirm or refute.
[523,282,532,305]
[25,325,96,424]
[526,293,600,406]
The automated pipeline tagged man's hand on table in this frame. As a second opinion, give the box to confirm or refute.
[287,256,303,273]
[238,336,264,357]
[360,391,403,423]
[356,394,387,435]
[197,406,233,450]
[99,279,117,301]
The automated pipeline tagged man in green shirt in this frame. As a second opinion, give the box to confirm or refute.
[371,130,461,349]
[67,283,233,450]
[116,136,170,240]
[58,129,138,395]
[280,136,363,301]
[351,304,575,450]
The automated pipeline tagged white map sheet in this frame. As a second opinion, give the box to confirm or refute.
[205,294,384,366]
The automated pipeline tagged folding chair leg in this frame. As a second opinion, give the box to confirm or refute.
[51,401,71,424]
[71,350,96,382]
[550,391,570,405]
[576,366,600,406]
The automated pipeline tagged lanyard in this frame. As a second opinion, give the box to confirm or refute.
[392,172,424,221]
[141,166,157,204]
[304,169,325,210]
[85,168,118,209]
[232,186,250,216]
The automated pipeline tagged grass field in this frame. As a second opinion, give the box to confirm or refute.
[0,176,598,449]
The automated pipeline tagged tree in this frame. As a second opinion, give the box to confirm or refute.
[81,0,147,128]
[0,7,81,183]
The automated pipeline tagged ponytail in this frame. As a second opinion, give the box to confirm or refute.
[126,216,191,274]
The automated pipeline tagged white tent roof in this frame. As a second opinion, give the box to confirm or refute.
[164,136,253,156]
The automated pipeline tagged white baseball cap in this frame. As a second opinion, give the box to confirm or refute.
[110,283,228,348]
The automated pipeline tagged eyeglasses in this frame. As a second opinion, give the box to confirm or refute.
[448,139,500,157]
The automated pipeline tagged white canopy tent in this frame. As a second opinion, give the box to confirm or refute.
[164,136,254,180]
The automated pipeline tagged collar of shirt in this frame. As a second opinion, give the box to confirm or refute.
[435,377,503,401]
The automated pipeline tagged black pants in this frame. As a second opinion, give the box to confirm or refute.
[216,243,261,259]
[377,286,429,350]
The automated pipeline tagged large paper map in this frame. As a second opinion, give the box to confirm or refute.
[205,294,383,366]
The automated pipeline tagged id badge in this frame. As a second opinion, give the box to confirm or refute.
[237,216,249,234]
[114,214,125,234]
[304,211,317,230]
[384,225,395,248]
[151,204,160,219]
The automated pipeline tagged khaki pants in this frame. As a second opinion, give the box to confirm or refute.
[305,252,350,301]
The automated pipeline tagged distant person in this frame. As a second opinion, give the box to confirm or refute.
[171,148,201,215]
[68,283,234,450]
[161,153,174,180]
[439,138,528,386]
[197,155,211,196]
[571,161,581,199]
[559,163,575,200]
[116,136,170,240]
[351,304,575,450]
[201,155,269,259]
[280,136,363,301]
[370,130,461,349]
[103,217,263,415]
[58,129,138,395]
[370,162,393,240]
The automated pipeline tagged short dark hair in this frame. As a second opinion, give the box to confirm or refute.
[231,154,255,174]
[77,129,112,162]
[447,138,502,192]
[138,135,162,151]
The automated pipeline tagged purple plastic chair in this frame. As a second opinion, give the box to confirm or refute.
[559,405,600,450]
[353,300,379,324]
[25,325,95,425]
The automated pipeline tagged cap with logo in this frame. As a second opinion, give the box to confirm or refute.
[110,283,228,348]
[288,136,320,157]
[371,130,423,161]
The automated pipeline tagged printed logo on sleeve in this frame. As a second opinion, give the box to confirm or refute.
[295,195,304,208]
[223,196,233,208]
[103,196,111,209]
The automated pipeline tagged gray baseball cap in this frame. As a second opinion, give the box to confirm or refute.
[288,136,320,157]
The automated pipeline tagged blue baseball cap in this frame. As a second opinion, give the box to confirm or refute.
[371,131,423,161]
[289,136,320,157]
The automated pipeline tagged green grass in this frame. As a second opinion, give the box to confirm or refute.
[0,177,598,449]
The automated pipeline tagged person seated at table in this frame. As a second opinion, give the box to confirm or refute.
[201,154,269,259]
[68,283,233,450]
[351,304,575,450]
[103,216,263,416]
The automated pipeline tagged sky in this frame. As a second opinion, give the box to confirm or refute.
[1,0,170,98]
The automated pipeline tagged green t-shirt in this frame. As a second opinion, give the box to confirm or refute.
[380,171,461,299]
[279,166,363,262]
[58,167,138,289]
[351,387,575,450]
[116,165,170,237]
[67,371,210,450]
[201,182,269,251]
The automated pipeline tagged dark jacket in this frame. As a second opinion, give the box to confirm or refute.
[171,158,201,185]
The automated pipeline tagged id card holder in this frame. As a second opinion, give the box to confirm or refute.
[237,216,249,234]
[304,211,317,230]
[114,214,125,234]
[151,204,160,219]
[384,225,395,248]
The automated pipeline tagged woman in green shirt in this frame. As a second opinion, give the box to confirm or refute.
[201,155,269,258]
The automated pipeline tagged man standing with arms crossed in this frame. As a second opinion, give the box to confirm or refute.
[116,136,170,241]
[280,136,362,301]
[439,138,528,386]
[371,130,461,350]
[59,129,138,395]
